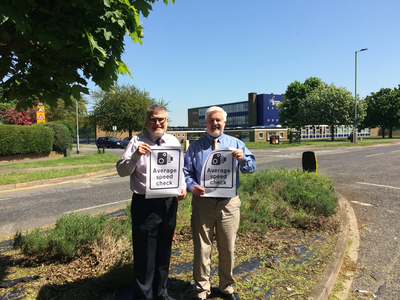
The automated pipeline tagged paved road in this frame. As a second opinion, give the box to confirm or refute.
[1,142,400,298]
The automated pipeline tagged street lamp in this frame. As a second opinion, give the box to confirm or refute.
[354,48,368,143]
[76,99,80,154]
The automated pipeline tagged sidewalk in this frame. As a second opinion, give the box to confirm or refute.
[0,154,359,300]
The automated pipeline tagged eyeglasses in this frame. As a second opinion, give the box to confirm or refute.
[149,117,167,124]
[208,118,223,123]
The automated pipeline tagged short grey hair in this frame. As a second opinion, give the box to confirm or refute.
[146,104,168,119]
[205,106,227,121]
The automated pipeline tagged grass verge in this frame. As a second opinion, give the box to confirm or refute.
[1,168,339,300]
[0,152,119,185]
[0,152,119,169]
[245,136,399,148]
[0,166,116,185]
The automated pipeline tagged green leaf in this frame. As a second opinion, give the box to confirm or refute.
[71,85,89,100]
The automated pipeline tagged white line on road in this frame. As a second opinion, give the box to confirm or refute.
[357,182,400,190]
[391,150,400,153]
[365,153,384,157]
[350,201,374,207]
[64,199,130,214]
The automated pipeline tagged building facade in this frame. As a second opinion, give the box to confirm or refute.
[179,93,288,142]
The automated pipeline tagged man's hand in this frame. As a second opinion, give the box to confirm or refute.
[137,143,151,156]
[177,188,187,201]
[232,149,244,162]
[192,184,205,196]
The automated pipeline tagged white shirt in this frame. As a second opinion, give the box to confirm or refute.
[116,131,186,195]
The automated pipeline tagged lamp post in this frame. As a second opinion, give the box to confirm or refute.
[354,48,368,143]
[76,99,80,154]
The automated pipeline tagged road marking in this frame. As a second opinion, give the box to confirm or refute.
[365,153,384,157]
[391,150,400,153]
[64,199,130,214]
[350,201,374,206]
[357,182,400,190]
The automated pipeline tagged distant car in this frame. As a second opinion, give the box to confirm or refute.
[121,136,132,149]
[96,137,122,149]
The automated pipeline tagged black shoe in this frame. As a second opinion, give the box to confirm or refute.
[224,292,241,300]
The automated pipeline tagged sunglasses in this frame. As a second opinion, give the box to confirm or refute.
[149,117,167,124]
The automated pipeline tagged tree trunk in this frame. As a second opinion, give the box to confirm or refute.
[389,125,393,138]
[331,125,335,141]
[382,127,386,138]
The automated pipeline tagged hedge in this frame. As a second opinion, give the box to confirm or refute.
[0,124,54,156]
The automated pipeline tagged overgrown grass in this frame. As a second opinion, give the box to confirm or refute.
[13,212,130,259]
[238,169,337,233]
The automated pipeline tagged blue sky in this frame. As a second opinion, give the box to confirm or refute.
[87,0,400,127]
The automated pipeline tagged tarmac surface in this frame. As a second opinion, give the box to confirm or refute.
[0,152,359,300]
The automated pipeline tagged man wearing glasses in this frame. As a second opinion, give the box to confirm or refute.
[184,106,256,300]
[117,104,186,300]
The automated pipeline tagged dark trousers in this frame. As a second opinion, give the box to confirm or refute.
[131,193,178,300]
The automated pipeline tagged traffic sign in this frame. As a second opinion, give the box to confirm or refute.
[36,105,46,123]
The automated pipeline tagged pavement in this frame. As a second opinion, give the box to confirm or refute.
[0,153,360,300]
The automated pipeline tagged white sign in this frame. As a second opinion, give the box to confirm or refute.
[145,146,183,199]
[200,147,237,197]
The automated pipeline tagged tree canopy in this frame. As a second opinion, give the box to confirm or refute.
[45,97,89,129]
[91,83,168,136]
[363,86,400,138]
[278,77,324,129]
[0,0,174,109]
[299,83,365,141]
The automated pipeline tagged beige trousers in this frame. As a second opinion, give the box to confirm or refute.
[191,195,241,298]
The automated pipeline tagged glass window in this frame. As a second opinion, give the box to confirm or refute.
[258,132,264,139]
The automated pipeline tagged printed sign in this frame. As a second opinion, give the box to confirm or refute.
[201,147,237,197]
[146,146,183,199]
[36,105,46,123]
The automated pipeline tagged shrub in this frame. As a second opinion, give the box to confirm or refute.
[13,229,48,256]
[44,123,73,153]
[48,213,108,257]
[54,120,76,141]
[13,213,111,258]
[238,168,337,233]
[0,124,53,156]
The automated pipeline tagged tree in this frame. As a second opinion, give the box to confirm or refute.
[45,97,89,129]
[363,86,400,138]
[300,84,362,141]
[278,77,324,129]
[0,0,174,109]
[91,83,168,137]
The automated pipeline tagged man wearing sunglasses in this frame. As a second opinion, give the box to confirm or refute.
[117,104,186,300]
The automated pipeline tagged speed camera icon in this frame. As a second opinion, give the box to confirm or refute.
[211,153,226,165]
[157,152,173,165]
